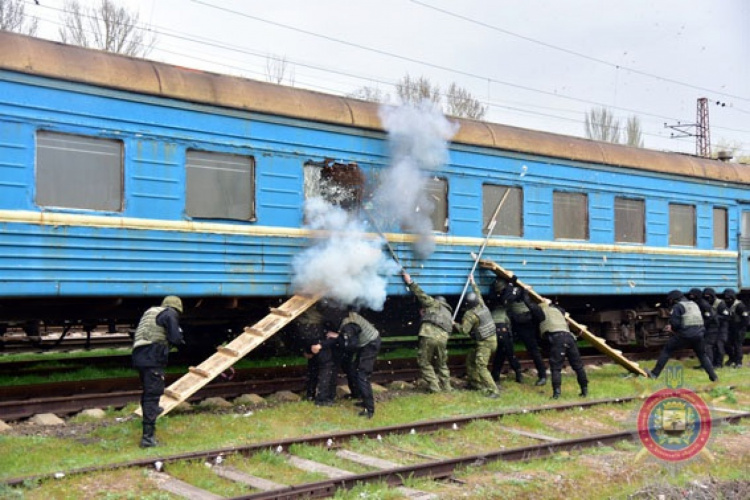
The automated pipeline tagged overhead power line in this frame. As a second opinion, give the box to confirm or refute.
[409,0,750,104]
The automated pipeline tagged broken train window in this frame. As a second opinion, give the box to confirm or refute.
[304,159,365,211]
[421,176,448,233]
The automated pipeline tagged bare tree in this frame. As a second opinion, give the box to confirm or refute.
[59,0,155,57]
[265,54,295,86]
[585,107,621,143]
[624,115,644,147]
[395,74,441,106]
[0,0,38,35]
[348,85,389,103]
[445,82,486,120]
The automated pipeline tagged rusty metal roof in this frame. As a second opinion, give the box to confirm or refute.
[1,31,746,184]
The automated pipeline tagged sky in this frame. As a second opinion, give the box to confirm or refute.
[26,0,750,157]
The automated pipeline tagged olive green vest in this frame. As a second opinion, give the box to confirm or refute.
[538,305,569,336]
[680,300,703,328]
[471,304,496,340]
[133,306,167,349]
[509,300,530,316]
[342,312,379,347]
[422,304,453,333]
[729,301,745,324]
[491,306,510,325]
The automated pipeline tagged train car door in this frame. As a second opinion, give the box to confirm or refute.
[740,209,750,288]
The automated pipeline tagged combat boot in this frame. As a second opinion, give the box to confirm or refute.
[579,385,588,397]
[552,388,561,399]
[140,423,158,448]
[535,377,547,386]
[515,371,523,383]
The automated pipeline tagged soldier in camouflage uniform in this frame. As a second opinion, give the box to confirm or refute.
[402,271,453,393]
[455,274,500,398]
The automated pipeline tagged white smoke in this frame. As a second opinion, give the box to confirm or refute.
[373,100,458,258]
[291,197,399,310]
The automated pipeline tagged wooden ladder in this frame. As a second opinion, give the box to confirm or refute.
[478,258,648,377]
[136,294,320,418]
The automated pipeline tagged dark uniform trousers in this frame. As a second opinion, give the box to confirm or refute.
[138,367,165,425]
[652,334,717,380]
[491,323,522,380]
[355,337,381,413]
[512,319,547,378]
[548,331,587,391]
[341,350,361,399]
[727,326,745,367]
[305,354,320,400]
[703,326,721,368]
[315,343,343,404]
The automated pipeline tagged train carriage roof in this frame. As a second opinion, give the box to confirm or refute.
[1,31,746,185]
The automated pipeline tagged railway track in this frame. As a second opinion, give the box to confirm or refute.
[0,348,703,422]
[4,395,748,498]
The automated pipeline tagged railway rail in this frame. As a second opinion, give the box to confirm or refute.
[0,348,709,422]
[3,396,748,498]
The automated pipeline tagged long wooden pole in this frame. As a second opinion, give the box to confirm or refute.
[452,188,511,320]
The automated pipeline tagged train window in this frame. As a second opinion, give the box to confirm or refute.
[669,203,696,246]
[422,176,448,233]
[303,159,364,211]
[614,197,645,244]
[482,184,522,236]
[36,131,123,211]
[553,191,588,240]
[186,150,255,221]
[713,207,728,249]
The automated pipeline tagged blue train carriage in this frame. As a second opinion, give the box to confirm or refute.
[1,31,750,348]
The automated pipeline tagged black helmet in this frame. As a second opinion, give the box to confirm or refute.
[465,292,479,307]
[687,288,702,300]
[703,288,716,300]
[435,296,453,312]
[723,288,736,299]
[667,290,684,303]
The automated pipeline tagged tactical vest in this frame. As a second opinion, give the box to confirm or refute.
[538,306,569,336]
[711,297,723,314]
[729,301,746,324]
[133,306,167,349]
[422,304,453,333]
[509,299,532,323]
[298,306,324,325]
[680,300,704,328]
[342,312,379,347]
[471,305,496,340]
[491,306,510,325]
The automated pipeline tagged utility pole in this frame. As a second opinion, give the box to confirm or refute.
[664,97,712,158]
[696,97,710,157]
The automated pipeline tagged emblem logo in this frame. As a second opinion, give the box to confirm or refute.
[636,366,712,462]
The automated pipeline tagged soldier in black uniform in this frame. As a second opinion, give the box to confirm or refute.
[295,304,327,400]
[686,288,716,370]
[525,294,588,399]
[488,278,523,383]
[502,276,547,385]
[723,288,748,368]
[647,290,718,382]
[702,288,729,368]
[310,302,348,407]
[132,295,185,448]
[338,310,381,418]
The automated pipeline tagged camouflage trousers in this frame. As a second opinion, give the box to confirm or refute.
[466,335,499,394]
[417,335,452,392]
